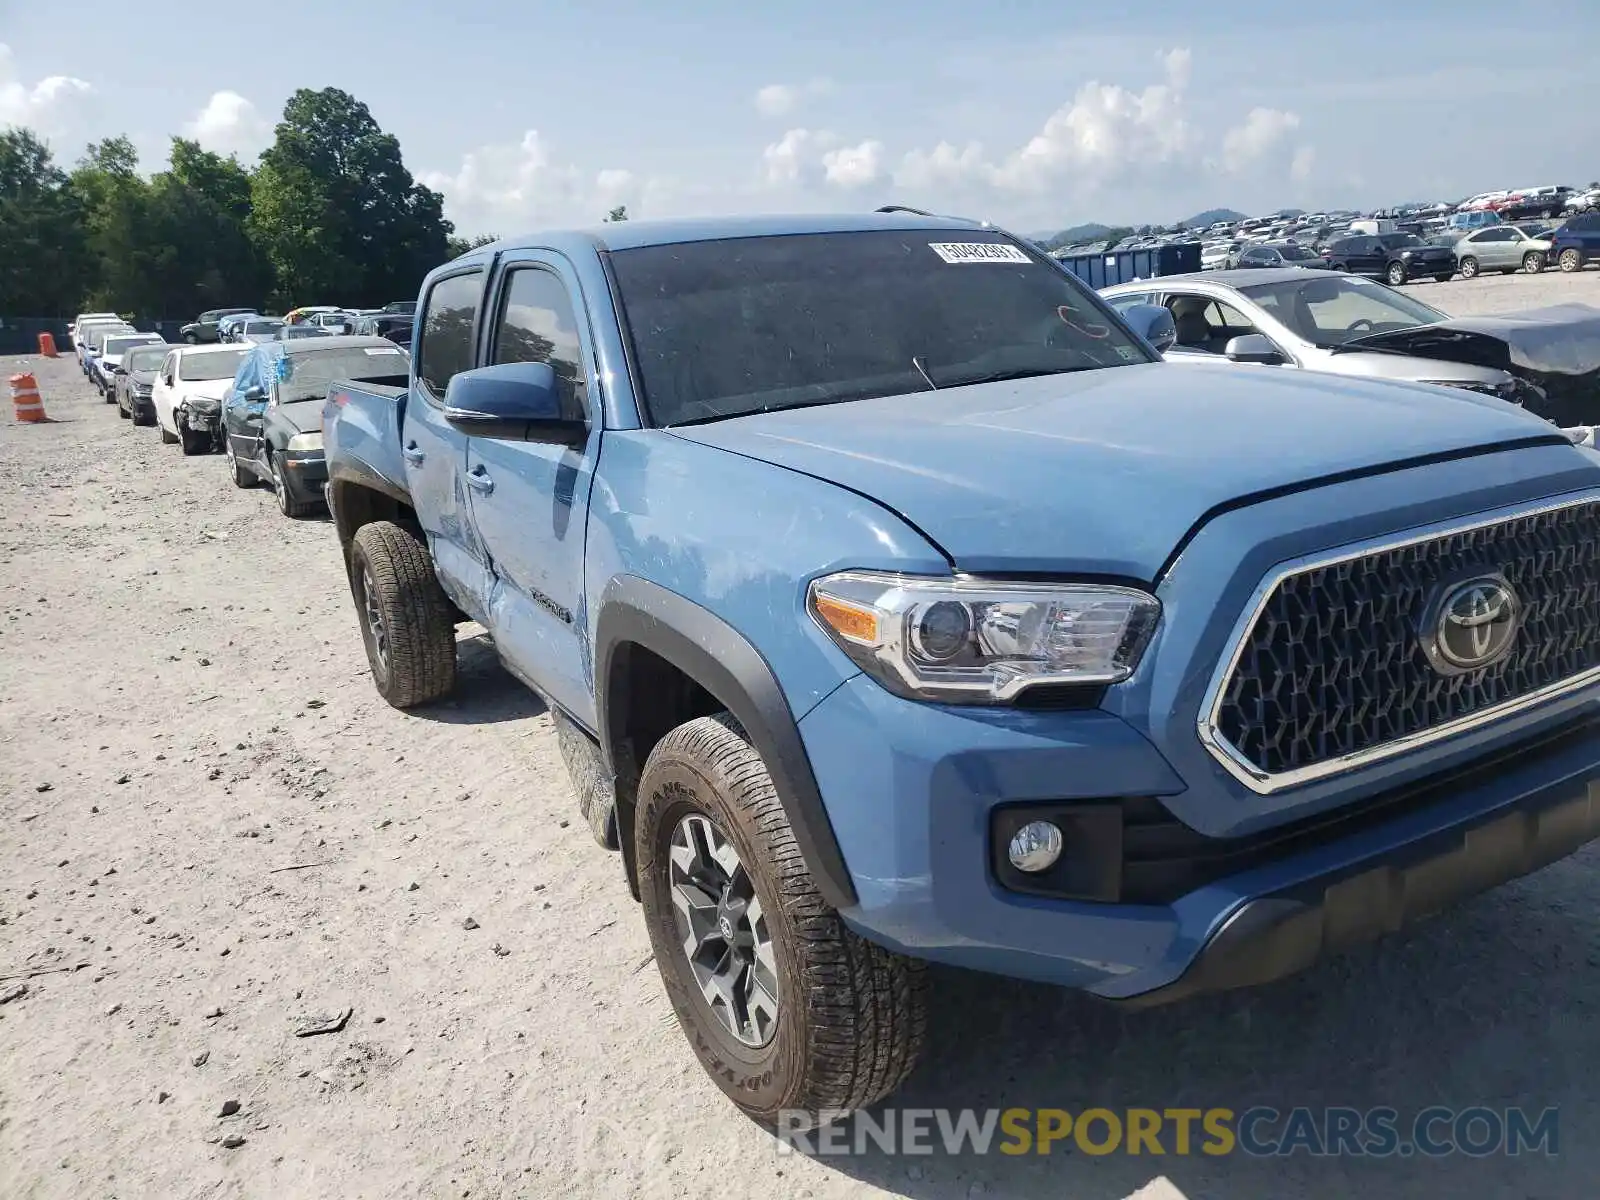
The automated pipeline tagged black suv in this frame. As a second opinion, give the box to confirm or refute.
[1322,233,1456,285]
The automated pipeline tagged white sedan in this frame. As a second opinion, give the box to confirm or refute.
[150,344,250,456]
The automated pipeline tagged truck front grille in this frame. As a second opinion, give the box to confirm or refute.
[1205,496,1600,791]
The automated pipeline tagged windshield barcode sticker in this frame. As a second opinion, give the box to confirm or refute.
[928,242,1031,265]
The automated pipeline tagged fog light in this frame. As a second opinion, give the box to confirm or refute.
[1007,821,1063,873]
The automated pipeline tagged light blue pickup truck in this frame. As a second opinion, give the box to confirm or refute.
[323,211,1600,1122]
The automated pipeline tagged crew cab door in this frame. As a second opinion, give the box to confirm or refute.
[407,266,494,616]
[462,253,601,727]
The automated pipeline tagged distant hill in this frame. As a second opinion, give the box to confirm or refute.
[1181,208,1247,229]
[1037,223,1113,250]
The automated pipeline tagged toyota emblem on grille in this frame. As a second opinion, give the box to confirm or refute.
[1422,575,1522,675]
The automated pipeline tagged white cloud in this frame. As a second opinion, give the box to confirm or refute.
[753,77,834,118]
[1220,107,1301,173]
[989,47,1194,193]
[894,140,987,191]
[420,131,666,234]
[0,43,94,136]
[761,127,837,186]
[185,91,270,159]
[821,139,884,188]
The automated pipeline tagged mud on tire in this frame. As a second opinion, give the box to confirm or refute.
[348,521,457,709]
[636,713,927,1124]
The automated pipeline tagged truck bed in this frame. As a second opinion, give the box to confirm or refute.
[324,379,411,505]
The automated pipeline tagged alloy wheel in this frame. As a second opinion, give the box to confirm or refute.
[271,456,289,513]
[666,812,779,1048]
[358,564,390,683]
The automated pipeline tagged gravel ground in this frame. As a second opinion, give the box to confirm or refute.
[2,269,1599,1200]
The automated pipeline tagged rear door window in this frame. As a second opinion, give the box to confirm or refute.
[416,272,484,401]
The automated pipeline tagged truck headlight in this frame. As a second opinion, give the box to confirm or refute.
[808,571,1159,704]
[287,432,323,452]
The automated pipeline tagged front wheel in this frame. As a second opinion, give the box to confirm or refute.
[270,451,317,517]
[637,713,928,1124]
[159,421,178,445]
[183,333,199,344]
[225,438,256,488]
[1560,248,1583,273]
[1386,261,1408,286]
[348,521,458,708]
[1523,251,1545,273]
[1459,256,1480,279]
[1433,274,1453,283]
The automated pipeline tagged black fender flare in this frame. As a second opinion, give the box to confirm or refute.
[594,576,858,910]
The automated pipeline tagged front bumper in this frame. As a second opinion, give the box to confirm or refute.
[281,450,328,504]
[131,394,153,419]
[803,675,1600,1000]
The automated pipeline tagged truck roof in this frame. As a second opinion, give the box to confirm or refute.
[457,211,989,264]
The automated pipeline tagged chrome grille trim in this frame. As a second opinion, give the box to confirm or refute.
[1197,490,1600,794]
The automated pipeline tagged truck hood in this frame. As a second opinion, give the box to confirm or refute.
[1334,304,1600,426]
[669,364,1560,578]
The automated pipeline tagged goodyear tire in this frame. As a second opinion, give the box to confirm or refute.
[636,713,927,1124]
[348,521,457,709]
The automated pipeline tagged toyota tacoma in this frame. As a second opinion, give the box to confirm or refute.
[322,212,1600,1122]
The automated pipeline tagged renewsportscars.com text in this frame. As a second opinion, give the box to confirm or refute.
[776,1106,1558,1158]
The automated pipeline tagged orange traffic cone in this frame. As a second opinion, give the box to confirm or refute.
[11,373,47,423]
[38,333,58,357]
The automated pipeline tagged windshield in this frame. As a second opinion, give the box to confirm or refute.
[180,349,249,380]
[125,347,168,372]
[608,230,1152,426]
[104,335,161,356]
[1240,275,1447,347]
[275,345,410,402]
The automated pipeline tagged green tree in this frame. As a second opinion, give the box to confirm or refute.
[604,205,628,222]
[251,87,453,308]
[150,138,270,314]
[0,127,92,313]
[445,232,498,260]
[69,136,151,312]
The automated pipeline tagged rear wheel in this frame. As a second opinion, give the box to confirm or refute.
[637,713,927,1124]
[348,521,457,708]
[1560,248,1583,273]
[1386,261,1408,286]
[1459,256,1480,279]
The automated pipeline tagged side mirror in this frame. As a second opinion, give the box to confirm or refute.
[1225,334,1284,365]
[242,385,267,403]
[442,361,586,448]
[1120,303,1177,354]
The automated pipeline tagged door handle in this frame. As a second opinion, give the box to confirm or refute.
[402,443,425,465]
[466,467,494,495]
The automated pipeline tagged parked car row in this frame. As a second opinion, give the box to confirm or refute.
[71,310,415,517]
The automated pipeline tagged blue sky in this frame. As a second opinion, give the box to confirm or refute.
[2,0,1597,236]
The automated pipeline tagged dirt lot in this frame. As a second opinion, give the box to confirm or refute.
[3,269,1600,1200]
